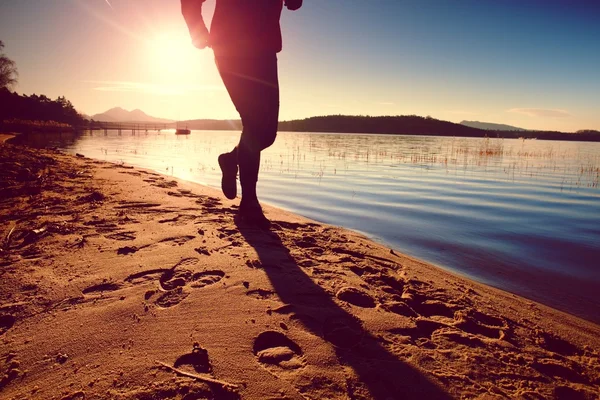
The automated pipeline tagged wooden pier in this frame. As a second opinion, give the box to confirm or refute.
[85,121,176,134]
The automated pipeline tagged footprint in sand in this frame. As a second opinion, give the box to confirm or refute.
[393,308,511,350]
[157,268,224,291]
[189,270,225,289]
[453,310,510,340]
[382,301,418,317]
[154,269,224,308]
[151,259,198,292]
[253,331,305,370]
[125,268,169,285]
[534,329,582,356]
[155,288,189,308]
[159,268,193,291]
[335,286,376,308]
[395,318,450,340]
[80,258,224,309]
[153,259,224,308]
[411,300,456,318]
[0,314,15,336]
[174,343,212,373]
[366,273,463,322]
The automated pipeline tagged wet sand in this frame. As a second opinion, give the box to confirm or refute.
[1,141,599,399]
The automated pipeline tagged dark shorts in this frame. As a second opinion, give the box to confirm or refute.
[215,54,280,153]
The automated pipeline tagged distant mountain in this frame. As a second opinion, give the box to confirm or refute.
[91,107,173,123]
[461,120,526,131]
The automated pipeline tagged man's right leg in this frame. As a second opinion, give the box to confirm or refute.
[217,130,265,203]
[237,141,259,205]
[218,147,238,200]
[215,56,242,200]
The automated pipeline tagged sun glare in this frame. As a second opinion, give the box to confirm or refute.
[147,32,202,78]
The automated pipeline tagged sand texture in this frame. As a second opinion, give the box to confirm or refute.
[1,142,599,400]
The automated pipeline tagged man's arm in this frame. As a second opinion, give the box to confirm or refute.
[181,0,209,49]
[284,0,303,11]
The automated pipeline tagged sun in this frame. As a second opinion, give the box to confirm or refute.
[139,29,223,109]
[146,31,202,78]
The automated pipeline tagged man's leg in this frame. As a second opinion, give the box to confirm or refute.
[217,147,238,200]
[215,54,279,225]
[215,57,242,200]
[237,142,259,203]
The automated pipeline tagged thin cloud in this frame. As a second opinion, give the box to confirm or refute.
[378,102,395,106]
[104,0,114,9]
[507,108,571,118]
[85,80,224,96]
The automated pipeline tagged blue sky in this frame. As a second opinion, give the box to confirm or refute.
[1,0,598,131]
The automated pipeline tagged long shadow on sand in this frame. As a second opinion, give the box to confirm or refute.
[236,221,451,399]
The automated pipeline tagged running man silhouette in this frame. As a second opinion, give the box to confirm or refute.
[181,0,303,228]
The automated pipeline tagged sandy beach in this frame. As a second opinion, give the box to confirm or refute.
[1,139,599,399]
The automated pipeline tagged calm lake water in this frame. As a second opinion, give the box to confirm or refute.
[16,130,600,323]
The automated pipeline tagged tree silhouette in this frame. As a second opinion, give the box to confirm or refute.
[0,90,85,127]
[0,40,18,89]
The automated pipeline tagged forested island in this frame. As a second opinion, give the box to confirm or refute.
[2,90,599,142]
[180,115,600,142]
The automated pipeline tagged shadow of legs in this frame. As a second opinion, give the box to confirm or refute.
[236,222,451,399]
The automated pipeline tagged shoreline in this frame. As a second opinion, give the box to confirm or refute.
[12,129,599,325]
[1,141,599,399]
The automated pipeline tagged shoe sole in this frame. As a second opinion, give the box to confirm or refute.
[218,154,237,200]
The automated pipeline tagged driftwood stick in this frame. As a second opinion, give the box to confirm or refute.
[4,224,16,249]
[155,361,239,390]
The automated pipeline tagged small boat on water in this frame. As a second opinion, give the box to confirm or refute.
[175,128,191,135]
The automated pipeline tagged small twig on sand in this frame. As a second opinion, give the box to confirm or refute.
[4,224,16,250]
[155,361,239,390]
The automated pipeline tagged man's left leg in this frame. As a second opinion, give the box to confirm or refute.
[215,54,279,218]
[236,54,279,226]
[237,119,277,226]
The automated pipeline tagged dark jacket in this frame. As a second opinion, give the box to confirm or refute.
[181,0,284,55]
